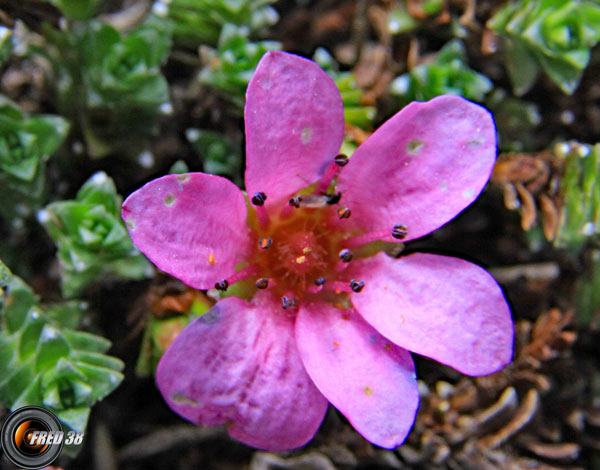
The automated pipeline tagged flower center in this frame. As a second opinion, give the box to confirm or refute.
[213,154,409,309]
[253,205,341,298]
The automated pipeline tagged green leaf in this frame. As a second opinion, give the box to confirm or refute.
[48,0,103,20]
[488,0,600,95]
[40,172,152,298]
[0,96,69,217]
[199,24,280,108]
[0,261,123,435]
[554,142,600,249]
[154,0,278,48]
[390,39,492,104]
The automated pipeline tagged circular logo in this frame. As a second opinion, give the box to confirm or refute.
[1,406,64,469]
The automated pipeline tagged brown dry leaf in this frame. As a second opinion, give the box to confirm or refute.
[491,151,565,240]
[515,183,537,230]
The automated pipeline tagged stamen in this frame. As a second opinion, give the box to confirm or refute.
[256,278,269,289]
[296,255,307,264]
[282,296,296,309]
[314,277,326,286]
[339,249,353,263]
[289,196,302,208]
[214,280,229,291]
[343,226,409,249]
[315,161,341,194]
[350,280,365,293]
[259,237,273,249]
[226,265,260,285]
[251,191,267,206]
[326,192,342,205]
[334,153,349,167]
[337,207,351,219]
[392,224,408,240]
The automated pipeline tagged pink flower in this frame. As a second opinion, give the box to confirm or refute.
[122,51,513,451]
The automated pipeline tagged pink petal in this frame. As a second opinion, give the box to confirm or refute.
[295,302,419,448]
[156,294,329,451]
[337,95,496,242]
[122,173,250,290]
[350,252,513,376]
[245,51,345,207]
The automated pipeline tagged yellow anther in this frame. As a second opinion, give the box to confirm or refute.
[296,255,306,264]
[302,247,312,254]
[208,253,216,265]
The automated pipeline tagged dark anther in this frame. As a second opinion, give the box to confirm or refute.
[350,280,365,293]
[339,249,353,263]
[326,192,341,205]
[337,206,351,219]
[334,153,349,167]
[282,296,296,309]
[392,224,408,240]
[256,278,269,289]
[259,237,273,249]
[251,191,267,206]
[289,196,302,208]
[215,280,229,291]
[314,277,326,286]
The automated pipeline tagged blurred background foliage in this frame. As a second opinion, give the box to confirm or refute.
[0,0,600,468]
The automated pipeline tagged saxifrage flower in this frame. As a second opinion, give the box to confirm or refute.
[121,51,513,451]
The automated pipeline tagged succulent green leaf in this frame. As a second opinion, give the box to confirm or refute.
[0,261,123,434]
[488,0,600,95]
[48,0,103,20]
[154,0,278,47]
[40,172,152,298]
[554,142,600,249]
[0,96,69,217]
[389,39,492,104]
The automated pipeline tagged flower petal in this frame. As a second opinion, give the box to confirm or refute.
[122,173,250,290]
[245,51,345,207]
[350,252,513,376]
[295,303,419,448]
[156,294,328,451]
[337,95,496,242]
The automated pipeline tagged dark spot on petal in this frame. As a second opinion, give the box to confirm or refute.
[406,140,424,155]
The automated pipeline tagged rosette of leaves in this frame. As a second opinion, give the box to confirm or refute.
[554,142,600,249]
[41,20,170,157]
[0,96,69,218]
[389,39,492,105]
[40,172,152,298]
[0,260,123,441]
[198,24,280,108]
[488,0,600,95]
[153,0,278,48]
